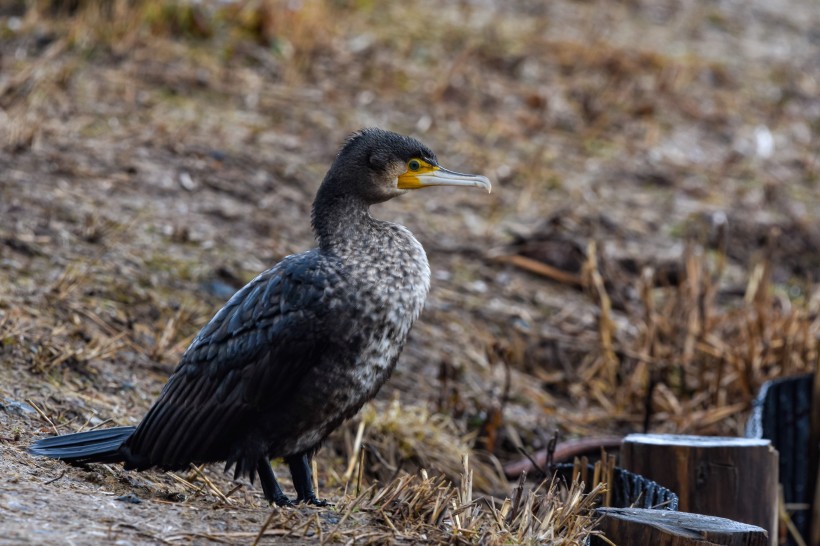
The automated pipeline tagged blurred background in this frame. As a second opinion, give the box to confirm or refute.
[0,0,818,542]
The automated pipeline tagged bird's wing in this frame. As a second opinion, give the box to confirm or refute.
[122,251,347,470]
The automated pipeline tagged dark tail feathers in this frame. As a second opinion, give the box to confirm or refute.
[29,426,136,464]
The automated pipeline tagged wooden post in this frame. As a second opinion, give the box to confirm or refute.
[810,369,820,546]
[591,507,768,546]
[813,462,820,546]
[621,434,778,546]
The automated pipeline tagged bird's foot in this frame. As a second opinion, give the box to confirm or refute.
[297,495,332,507]
[271,494,295,507]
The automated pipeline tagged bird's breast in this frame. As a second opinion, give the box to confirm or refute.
[321,226,430,401]
[345,232,429,386]
[271,224,430,456]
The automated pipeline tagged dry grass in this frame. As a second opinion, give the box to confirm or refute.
[345,398,509,496]
[573,241,820,436]
[1,0,819,542]
[329,456,602,545]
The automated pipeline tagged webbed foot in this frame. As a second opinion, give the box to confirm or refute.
[257,458,292,506]
[272,493,295,507]
[297,495,332,507]
[287,453,332,508]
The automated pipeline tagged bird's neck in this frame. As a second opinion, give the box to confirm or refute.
[311,190,373,251]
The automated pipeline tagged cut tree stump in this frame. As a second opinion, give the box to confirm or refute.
[810,370,820,546]
[591,507,769,546]
[620,434,778,546]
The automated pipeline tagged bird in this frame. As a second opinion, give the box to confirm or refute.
[29,128,492,507]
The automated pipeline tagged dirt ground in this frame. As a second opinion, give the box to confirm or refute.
[1,0,819,544]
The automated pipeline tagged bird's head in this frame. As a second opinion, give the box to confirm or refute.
[323,128,492,205]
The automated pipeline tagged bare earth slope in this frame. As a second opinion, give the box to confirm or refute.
[1,0,818,543]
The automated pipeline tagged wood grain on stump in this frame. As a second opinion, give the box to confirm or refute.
[620,434,777,546]
[592,507,768,546]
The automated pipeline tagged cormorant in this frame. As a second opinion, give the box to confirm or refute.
[29,128,492,506]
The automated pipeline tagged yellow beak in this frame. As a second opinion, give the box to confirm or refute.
[398,166,492,193]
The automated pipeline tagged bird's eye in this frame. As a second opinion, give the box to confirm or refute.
[408,159,421,171]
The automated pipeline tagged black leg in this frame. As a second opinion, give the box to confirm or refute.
[286,454,330,506]
[256,458,293,507]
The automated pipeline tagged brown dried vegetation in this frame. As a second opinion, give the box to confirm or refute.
[1,0,819,543]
